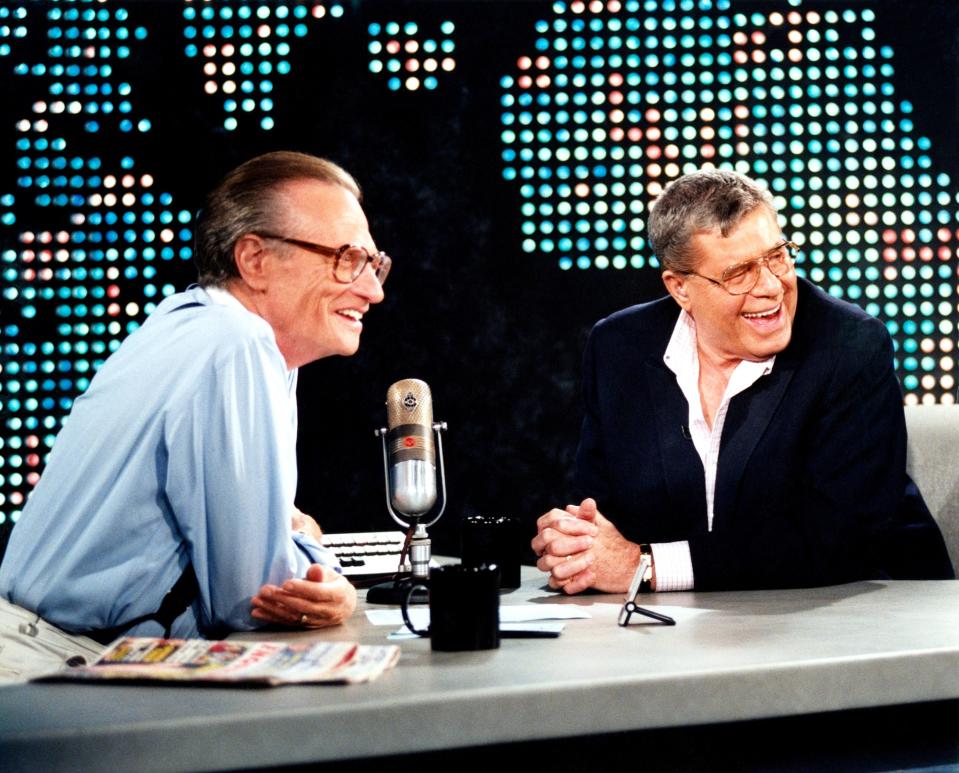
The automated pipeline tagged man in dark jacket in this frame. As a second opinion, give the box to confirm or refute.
[532,169,954,594]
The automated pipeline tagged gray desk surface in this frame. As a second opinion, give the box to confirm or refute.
[2,569,959,772]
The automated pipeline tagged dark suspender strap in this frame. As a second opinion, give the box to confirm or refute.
[82,564,199,645]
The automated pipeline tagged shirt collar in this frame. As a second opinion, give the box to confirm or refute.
[663,308,776,382]
[198,285,298,382]
[203,284,247,311]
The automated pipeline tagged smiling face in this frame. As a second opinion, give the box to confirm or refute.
[662,205,798,366]
[230,179,385,368]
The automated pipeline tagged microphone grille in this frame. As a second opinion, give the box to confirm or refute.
[386,378,433,428]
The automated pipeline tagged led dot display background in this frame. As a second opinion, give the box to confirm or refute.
[1,0,958,554]
[1,3,197,535]
[367,19,457,92]
[183,1,344,131]
[499,0,958,406]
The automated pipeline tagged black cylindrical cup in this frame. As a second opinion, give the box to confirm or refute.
[428,564,500,652]
[462,515,521,590]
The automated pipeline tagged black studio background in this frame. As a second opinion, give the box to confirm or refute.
[0,0,958,562]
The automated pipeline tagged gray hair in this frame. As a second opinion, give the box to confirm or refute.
[647,169,775,274]
[194,151,361,287]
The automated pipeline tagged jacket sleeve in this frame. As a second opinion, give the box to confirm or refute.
[572,324,611,508]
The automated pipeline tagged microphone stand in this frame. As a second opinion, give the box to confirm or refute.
[366,421,448,605]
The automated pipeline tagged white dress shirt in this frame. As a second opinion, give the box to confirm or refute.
[651,310,774,591]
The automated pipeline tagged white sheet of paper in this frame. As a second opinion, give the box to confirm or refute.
[366,604,591,628]
[386,621,567,641]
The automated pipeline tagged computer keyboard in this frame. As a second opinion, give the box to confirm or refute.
[321,530,410,578]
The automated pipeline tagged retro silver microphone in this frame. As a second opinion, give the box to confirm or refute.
[385,379,438,516]
[371,379,447,600]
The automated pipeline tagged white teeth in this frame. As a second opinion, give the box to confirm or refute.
[742,304,780,320]
[338,310,362,321]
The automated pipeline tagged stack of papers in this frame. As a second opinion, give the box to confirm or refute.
[37,636,400,686]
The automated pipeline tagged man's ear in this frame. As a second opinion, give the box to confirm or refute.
[662,270,691,311]
[233,234,270,291]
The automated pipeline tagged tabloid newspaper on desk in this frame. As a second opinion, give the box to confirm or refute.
[36,636,400,686]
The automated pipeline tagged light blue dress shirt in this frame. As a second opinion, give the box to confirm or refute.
[0,285,338,638]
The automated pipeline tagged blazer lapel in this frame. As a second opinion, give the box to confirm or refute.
[713,352,797,527]
[645,359,709,534]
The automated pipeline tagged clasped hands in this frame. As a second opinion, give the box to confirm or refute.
[250,510,357,629]
[531,497,641,595]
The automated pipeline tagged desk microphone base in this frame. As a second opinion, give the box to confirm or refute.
[366,577,429,605]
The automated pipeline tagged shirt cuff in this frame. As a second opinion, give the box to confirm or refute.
[292,533,343,573]
[650,541,694,591]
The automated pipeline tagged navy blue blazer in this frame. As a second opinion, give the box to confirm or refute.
[574,277,954,589]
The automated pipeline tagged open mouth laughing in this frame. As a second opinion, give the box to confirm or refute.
[742,302,782,323]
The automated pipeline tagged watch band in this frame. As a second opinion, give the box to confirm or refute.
[638,543,654,593]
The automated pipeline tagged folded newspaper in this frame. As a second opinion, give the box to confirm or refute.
[38,636,400,686]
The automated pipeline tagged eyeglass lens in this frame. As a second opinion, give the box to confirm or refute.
[336,246,390,284]
[722,244,794,294]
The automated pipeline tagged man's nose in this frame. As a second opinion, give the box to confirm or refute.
[751,260,782,295]
[355,262,385,303]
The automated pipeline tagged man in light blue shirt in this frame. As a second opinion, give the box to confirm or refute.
[0,151,391,680]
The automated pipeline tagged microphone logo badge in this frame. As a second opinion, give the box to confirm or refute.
[403,391,418,412]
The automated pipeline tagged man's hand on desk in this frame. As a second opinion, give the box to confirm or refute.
[251,564,357,628]
[533,498,642,595]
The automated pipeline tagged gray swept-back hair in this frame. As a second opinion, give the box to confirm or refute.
[194,151,361,287]
[647,169,775,274]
